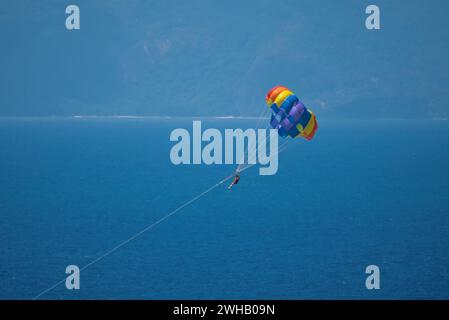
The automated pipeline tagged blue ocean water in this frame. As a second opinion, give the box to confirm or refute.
[0,118,448,299]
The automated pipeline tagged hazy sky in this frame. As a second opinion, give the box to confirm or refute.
[1,0,448,118]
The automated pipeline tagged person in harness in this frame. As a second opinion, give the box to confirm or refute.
[227,173,240,190]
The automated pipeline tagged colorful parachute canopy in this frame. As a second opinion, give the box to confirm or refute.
[266,86,318,140]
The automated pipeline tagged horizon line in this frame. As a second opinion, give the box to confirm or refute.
[0,115,448,121]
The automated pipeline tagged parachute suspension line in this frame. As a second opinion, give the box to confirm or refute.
[236,122,272,173]
[238,128,300,174]
[236,107,271,173]
[240,122,270,168]
[238,111,300,175]
[237,121,276,173]
[32,173,235,300]
[237,106,279,174]
[238,139,295,173]
[278,136,295,152]
[251,102,271,131]
[253,106,271,134]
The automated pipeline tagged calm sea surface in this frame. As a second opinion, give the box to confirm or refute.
[1,118,448,299]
